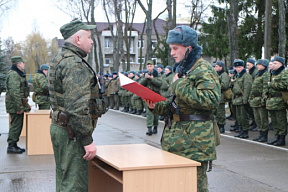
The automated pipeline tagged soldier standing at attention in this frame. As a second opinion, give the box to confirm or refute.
[232,59,252,139]
[139,60,162,135]
[48,19,107,191]
[248,59,269,142]
[246,58,258,131]
[33,64,50,109]
[266,56,287,146]
[214,61,230,133]
[144,25,221,192]
[6,56,31,154]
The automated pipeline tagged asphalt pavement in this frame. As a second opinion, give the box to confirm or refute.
[0,93,287,192]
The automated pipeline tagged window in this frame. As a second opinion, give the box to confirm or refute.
[152,40,157,49]
[105,58,110,64]
[138,40,144,48]
[105,38,110,48]
[138,57,145,64]
[130,39,134,52]
[130,58,134,63]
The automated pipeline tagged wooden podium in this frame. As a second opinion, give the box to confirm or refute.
[88,144,200,192]
[25,110,53,155]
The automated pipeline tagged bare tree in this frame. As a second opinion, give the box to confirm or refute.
[264,0,272,59]
[278,0,286,57]
[137,0,153,64]
[0,0,13,17]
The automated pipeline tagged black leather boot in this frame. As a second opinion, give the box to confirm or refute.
[253,131,262,141]
[230,124,239,131]
[152,126,157,134]
[130,109,137,114]
[136,110,142,115]
[218,124,225,133]
[7,143,24,154]
[258,131,268,142]
[274,135,286,146]
[239,130,249,139]
[146,127,152,136]
[234,130,243,137]
[267,135,279,145]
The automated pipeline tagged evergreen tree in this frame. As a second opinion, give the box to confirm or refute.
[0,38,9,92]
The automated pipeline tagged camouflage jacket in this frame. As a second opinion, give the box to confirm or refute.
[109,76,120,96]
[248,70,269,107]
[33,70,49,106]
[139,69,162,94]
[232,69,252,105]
[160,72,174,98]
[218,70,230,104]
[266,66,286,110]
[152,52,221,162]
[249,66,258,82]
[48,42,103,146]
[5,65,30,113]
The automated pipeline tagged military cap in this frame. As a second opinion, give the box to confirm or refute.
[256,59,269,67]
[156,64,164,69]
[146,60,154,65]
[40,64,49,71]
[216,61,225,67]
[60,19,96,40]
[135,73,141,77]
[128,71,135,74]
[112,72,118,75]
[104,73,109,77]
[108,74,113,78]
[166,66,173,71]
[166,25,198,48]
[246,58,255,65]
[211,63,216,67]
[11,56,26,64]
[233,59,245,67]
[228,69,234,74]
[271,56,285,65]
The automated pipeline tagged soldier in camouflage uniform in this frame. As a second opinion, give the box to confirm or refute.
[107,72,120,110]
[266,56,287,146]
[214,61,230,133]
[139,60,162,135]
[145,25,220,192]
[232,59,252,139]
[246,58,258,131]
[248,59,269,142]
[48,19,107,191]
[159,66,174,99]
[6,56,31,154]
[131,73,144,115]
[33,64,50,109]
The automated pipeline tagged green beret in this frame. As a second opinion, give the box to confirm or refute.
[60,19,96,40]
[11,56,26,64]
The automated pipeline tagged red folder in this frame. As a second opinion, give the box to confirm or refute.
[118,72,166,103]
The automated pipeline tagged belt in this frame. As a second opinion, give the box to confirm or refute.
[173,114,212,122]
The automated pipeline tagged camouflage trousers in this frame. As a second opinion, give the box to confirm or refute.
[231,104,237,124]
[50,123,89,192]
[108,95,119,109]
[235,105,249,130]
[38,102,50,110]
[216,103,226,125]
[197,161,209,192]
[145,104,158,127]
[253,107,269,132]
[269,109,287,135]
[7,113,24,144]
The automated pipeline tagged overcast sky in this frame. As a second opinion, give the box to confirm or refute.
[0,0,191,43]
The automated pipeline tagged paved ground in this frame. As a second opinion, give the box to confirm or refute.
[0,93,288,192]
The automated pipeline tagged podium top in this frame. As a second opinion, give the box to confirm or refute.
[25,110,51,115]
[94,144,200,171]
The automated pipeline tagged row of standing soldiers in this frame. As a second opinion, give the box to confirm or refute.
[213,56,288,146]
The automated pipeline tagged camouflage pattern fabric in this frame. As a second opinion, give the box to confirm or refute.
[5,67,31,113]
[153,58,220,162]
[160,72,174,98]
[33,71,50,109]
[232,70,252,106]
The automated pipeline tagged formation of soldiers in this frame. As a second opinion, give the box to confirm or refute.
[213,57,288,146]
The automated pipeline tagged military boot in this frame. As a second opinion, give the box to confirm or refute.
[152,126,157,134]
[253,131,262,141]
[249,121,257,131]
[136,110,142,115]
[130,109,137,114]
[7,143,24,154]
[230,124,239,131]
[267,135,279,145]
[274,135,286,146]
[218,124,225,133]
[146,127,152,136]
[258,131,268,142]
[239,130,249,139]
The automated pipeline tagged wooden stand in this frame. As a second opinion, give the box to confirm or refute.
[25,110,53,155]
[88,144,200,192]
